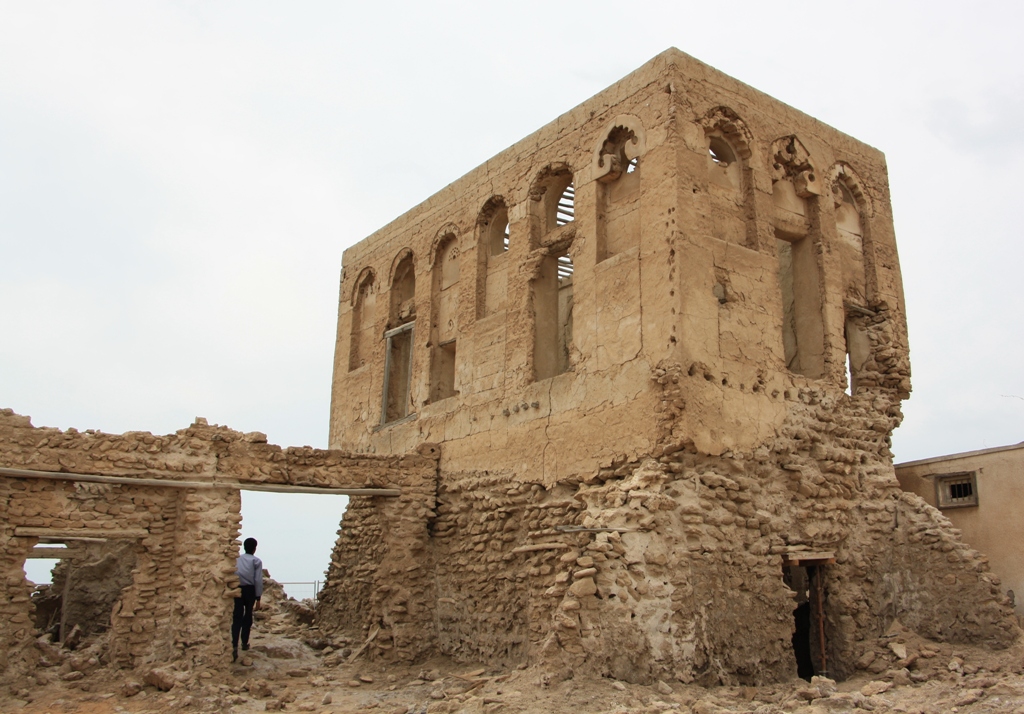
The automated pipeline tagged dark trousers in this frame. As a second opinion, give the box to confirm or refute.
[231,585,257,648]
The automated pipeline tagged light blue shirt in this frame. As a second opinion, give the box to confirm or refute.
[236,552,264,599]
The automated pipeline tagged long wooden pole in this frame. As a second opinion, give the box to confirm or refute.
[0,466,400,496]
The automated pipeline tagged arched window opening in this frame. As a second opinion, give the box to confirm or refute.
[708,136,735,166]
[596,124,643,260]
[478,198,511,317]
[482,202,510,257]
[348,270,377,372]
[429,236,460,403]
[389,253,416,327]
[701,109,756,248]
[534,248,574,381]
[834,182,863,240]
[531,166,575,239]
[707,134,742,192]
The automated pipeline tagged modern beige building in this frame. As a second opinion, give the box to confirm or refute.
[897,441,1024,617]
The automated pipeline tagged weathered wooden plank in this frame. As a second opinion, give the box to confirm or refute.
[0,467,400,496]
[14,527,149,540]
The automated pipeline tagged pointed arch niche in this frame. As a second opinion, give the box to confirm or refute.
[476,197,510,318]
[828,162,875,394]
[593,115,645,261]
[348,268,377,372]
[429,229,461,403]
[701,107,756,248]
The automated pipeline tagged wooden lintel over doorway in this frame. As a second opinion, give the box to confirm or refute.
[781,551,836,567]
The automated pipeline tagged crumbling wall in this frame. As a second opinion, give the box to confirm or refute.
[430,472,570,665]
[0,409,436,682]
[34,540,138,639]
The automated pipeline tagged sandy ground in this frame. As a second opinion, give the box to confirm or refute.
[6,597,1024,714]
[6,633,1024,714]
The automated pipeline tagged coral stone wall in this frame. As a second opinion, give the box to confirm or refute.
[0,409,436,682]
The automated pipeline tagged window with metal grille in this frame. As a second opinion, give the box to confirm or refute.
[555,184,574,226]
[935,472,978,508]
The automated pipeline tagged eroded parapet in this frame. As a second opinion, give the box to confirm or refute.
[0,409,430,681]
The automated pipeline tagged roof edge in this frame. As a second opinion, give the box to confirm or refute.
[895,440,1024,469]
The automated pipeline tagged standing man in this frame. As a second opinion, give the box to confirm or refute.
[231,537,263,662]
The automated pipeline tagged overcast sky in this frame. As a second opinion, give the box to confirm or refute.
[4,1,1022,591]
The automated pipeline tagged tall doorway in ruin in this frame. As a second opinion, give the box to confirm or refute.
[783,552,835,680]
[240,490,350,601]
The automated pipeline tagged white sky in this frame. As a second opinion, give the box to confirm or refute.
[5,1,1023,590]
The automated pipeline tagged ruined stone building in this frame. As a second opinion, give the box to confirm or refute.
[319,49,1018,683]
[0,49,1018,688]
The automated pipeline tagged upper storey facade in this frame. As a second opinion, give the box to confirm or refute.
[328,49,908,483]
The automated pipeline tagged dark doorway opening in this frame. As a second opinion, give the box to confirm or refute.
[783,552,834,680]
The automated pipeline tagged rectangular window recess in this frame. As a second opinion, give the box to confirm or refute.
[438,338,456,347]
[933,471,979,509]
[381,322,415,426]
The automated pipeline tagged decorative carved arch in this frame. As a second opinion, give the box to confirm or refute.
[827,162,874,217]
[700,106,754,160]
[349,266,377,306]
[529,162,574,201]
[428,223,461,269]
[769,134,816,179]
[592,114,647,181]
[388,247,416,286]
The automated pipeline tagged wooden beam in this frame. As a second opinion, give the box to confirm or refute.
[782,551,836,566]
[239,482,401,497]
[28,547,85,559]
[511,542,571,553]
[0,466,401,497]
[14,527,149,540]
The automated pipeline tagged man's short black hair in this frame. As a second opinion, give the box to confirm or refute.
[243,537,258,554]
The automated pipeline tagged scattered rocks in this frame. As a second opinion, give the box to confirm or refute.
[143,668,179,692]
[120,681,143,697]
[860,680,892,697]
